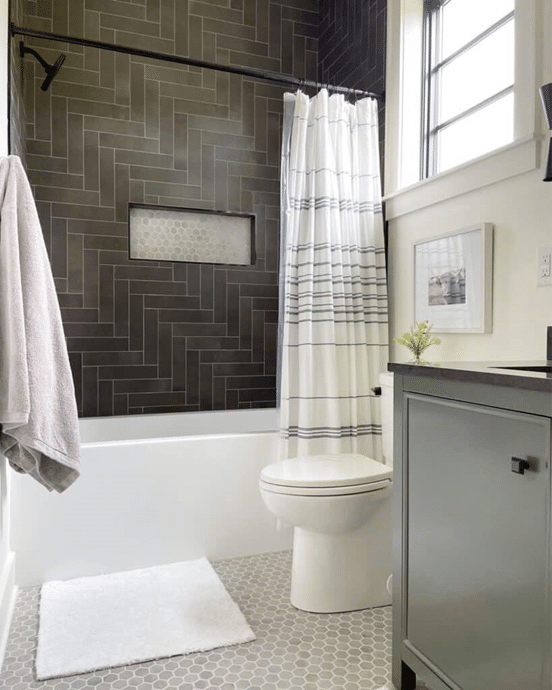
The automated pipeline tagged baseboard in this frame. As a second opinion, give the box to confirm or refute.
[0,551,16,673]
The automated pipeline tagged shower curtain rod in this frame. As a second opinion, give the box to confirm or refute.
[10,23,384,102]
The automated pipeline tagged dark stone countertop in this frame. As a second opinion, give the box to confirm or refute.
[388,361,552,393]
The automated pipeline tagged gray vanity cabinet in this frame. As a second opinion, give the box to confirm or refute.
[392,372,552,690]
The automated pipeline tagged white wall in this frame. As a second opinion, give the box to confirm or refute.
[386,0,552,362]
[388,166,552,361]
[0,459,15,669]
[0,0,17,669]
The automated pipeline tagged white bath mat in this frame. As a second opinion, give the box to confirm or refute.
[35,558,256,680]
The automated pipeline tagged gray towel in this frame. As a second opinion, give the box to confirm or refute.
[0,155,80,492]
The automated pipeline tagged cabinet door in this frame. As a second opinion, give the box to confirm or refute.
[405,394,550,690]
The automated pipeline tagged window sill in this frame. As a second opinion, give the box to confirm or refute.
[383,135,541,220]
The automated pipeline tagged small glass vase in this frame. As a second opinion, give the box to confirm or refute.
[408,354,428,365]
[407,356,441,367]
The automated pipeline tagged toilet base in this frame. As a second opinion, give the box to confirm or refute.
[289,493,392,613]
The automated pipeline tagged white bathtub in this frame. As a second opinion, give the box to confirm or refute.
[10,409,292,587]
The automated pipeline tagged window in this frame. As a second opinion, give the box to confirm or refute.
[384,0,538,214]
[421,0,515,177]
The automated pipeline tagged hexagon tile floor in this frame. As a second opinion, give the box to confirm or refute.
[0,550,424,690]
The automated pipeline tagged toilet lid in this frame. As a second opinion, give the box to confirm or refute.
[260,453,392,488]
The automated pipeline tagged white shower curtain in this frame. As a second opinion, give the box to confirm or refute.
[279,89,388,460]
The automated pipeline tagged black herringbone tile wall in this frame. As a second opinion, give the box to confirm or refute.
[14,0,318,416]
[319,0,385,94]
[318,0,386,166]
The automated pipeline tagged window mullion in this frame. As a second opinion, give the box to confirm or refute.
[420,4,432,180]
[430,6,442,177]
[421,2,442,179]
[433,10,514,72]
[430,84,514,136]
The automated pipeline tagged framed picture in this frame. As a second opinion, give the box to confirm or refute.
[413,223,493,333]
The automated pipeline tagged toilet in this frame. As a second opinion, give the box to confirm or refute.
[259,372,394,613]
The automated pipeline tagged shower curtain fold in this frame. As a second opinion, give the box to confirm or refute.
[279,89,388,459]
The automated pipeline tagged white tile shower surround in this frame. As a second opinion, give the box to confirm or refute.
[0,551,425,690]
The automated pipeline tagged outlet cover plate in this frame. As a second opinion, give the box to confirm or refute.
[537,244,552,287]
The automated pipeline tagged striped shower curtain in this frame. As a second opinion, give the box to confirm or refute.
[279,89,388,460]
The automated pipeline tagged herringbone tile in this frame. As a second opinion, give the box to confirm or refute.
[319,0,386,166]
[14,0,311,416]
[12,0,387,418]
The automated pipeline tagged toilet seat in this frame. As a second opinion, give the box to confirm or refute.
[259,477,391,496]
[260,453,392,497]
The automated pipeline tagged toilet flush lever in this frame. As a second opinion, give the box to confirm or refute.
[511,457,531,475]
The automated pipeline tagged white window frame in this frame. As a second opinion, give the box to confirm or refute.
[422,0,515,179]
[384,0,540,219]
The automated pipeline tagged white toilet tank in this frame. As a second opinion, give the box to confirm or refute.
[379,372,394,467]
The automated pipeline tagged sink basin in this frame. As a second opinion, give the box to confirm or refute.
[492,365,552,374]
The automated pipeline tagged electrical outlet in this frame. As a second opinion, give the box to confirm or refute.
[537,245,552,286]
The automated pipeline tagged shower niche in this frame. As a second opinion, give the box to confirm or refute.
[128,205,256,267]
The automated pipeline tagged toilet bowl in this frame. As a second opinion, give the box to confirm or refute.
[260,454,392,613]
[260,372,395,614]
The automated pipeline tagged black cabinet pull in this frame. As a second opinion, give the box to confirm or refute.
[511,457,530,474]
